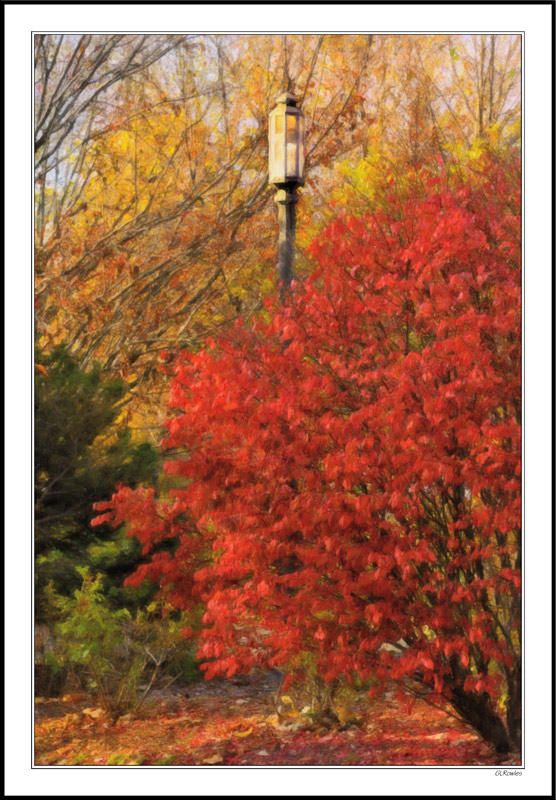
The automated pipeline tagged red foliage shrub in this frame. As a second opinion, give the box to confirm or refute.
[95,152,521,753]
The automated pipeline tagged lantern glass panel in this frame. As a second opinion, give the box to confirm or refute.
[298,116,305,177]
[286,113,297,141]
[269,111,285,182]
[274,139,284,169]
[286,113,298,176]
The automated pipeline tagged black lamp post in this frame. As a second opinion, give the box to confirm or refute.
[268,92,305,299]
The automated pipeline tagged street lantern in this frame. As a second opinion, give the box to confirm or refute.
[269,92,305,186]
[268,92,305,298]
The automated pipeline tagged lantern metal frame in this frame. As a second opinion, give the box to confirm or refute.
[268,92,305,187]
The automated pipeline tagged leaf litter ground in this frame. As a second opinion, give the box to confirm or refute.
[35,676,521,767]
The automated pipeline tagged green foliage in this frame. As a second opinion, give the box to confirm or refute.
[47,570,198,713]
[34,342,159,617]
[106,753,131,766]
[86,527,157,609]
[47,568,139,712]
[164,646,202,683]
[135,599,202,683]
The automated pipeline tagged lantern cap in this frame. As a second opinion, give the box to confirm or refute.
[275,91,300,107]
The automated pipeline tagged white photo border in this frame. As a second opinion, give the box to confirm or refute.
[6,3,552,797]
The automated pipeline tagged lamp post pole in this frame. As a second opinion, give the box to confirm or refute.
[268,92,305,301]
[275,187,298,298]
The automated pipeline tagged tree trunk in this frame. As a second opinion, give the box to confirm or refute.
[506,664,522,753]
[447,654,520,754]
[449,686,512,754]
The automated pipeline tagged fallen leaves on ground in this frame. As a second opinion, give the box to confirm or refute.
[34,680,522,767]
